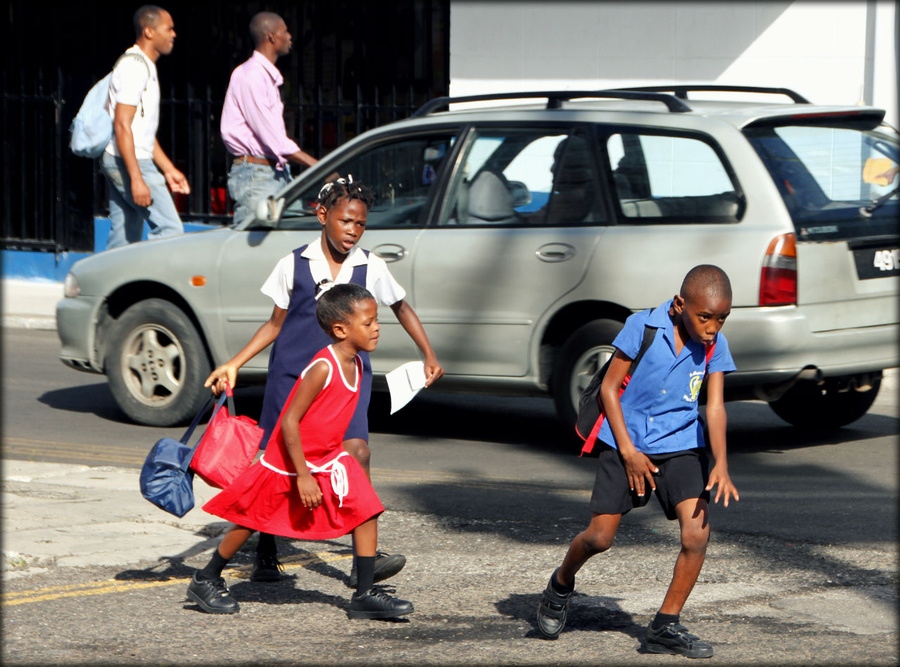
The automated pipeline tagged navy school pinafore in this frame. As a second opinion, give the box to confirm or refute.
[257,244,372,449]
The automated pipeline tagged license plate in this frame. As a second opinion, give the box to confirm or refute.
[853,247,900,280]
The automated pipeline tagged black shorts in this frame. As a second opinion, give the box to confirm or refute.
[589,442,710,520]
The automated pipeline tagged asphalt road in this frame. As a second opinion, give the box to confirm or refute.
[2,328,898,665]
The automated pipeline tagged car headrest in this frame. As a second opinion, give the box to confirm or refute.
[467,171,515,222]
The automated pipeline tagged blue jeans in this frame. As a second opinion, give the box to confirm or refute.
[227,160,291,225]
[101,153,184,249]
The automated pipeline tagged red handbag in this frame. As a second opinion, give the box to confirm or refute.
[190,384,263,489]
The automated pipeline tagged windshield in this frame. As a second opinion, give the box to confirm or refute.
[745,120,899,241]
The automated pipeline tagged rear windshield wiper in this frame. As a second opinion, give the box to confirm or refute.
[861,187,899,217]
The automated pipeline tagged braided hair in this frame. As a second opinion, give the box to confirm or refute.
[316,174,375,210]
[315,283,375,337]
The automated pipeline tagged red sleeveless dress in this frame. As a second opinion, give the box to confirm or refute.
[202,347,384,539]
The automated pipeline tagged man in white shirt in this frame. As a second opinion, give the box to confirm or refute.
[101,5,189,249]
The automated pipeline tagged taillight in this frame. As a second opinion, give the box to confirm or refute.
[759,233,797,305]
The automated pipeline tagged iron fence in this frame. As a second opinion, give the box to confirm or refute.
[2,0,449,254]
[1,78,430,253]
[1,68,67,252]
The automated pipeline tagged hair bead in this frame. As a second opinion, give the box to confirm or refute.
[316,174,375,210]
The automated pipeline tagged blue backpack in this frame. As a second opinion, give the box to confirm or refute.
[69,53,149,158]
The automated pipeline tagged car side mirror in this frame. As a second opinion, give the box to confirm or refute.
[256,196,286,226]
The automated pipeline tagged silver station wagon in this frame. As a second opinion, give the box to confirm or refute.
[57,86,900,432]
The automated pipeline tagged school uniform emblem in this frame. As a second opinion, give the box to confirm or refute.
[684,370,705,402]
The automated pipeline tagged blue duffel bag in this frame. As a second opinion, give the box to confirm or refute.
[140,394,219,517]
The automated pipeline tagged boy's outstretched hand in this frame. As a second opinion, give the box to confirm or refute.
[706,463,739,507]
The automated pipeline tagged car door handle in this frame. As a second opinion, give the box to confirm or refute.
[372,244,408,263]
[536,243,576,263]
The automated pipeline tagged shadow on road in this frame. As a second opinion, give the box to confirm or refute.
[497,592,644,642]
[114,536,380,617]
[37,380,897,455]
[38,381,131,422]
[370,390,899,452]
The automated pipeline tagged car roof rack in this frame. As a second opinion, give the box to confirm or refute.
[411,89,693,118]
[620,85,811,104]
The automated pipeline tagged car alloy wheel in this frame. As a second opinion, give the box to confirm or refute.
[105,298,211,426]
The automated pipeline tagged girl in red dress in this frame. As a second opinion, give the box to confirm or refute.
[187,283,414,620]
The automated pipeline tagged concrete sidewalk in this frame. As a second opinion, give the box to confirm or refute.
[2,279,63,330]
[2,460,228,579]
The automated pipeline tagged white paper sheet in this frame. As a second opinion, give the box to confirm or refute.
[385,361,427,414]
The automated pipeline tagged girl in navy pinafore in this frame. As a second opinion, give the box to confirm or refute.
[257,245,371,448]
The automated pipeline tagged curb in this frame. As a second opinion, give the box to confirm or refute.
[2,315,57,330]
[2,279,63,330]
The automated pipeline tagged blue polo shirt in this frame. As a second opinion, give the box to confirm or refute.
[597,300,736,455]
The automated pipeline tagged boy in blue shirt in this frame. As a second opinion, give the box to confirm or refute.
[536,265,740,659]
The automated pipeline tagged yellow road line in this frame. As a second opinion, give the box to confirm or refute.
[4,579,182,605]
[3,438,145,465]
[4,437,140,451]
[2,552,352,607]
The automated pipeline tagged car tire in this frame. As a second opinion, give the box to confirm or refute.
[552,319,625,433]
[768,376,881,429]
[104,298,212,427]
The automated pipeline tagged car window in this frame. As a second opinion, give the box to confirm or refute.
[440,128,606,226]
[607,131,742,222]
[745,121,899,241]
[279,132,458,229]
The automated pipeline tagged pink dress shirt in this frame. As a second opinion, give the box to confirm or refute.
[220,51,301,171]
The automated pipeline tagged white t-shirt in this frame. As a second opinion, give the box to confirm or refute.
[260,242,407,309]
[105,45,159,160]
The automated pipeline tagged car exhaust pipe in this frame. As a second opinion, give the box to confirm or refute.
[753,366,822,402]
[833,372,881,394]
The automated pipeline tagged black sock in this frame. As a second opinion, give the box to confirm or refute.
[355,555,375,596]
[256,532,276,556]
[551,569,574,594]
[197,549,229,581]
[652,611,680,630]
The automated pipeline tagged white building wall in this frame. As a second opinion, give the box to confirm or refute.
[449,0,897,125]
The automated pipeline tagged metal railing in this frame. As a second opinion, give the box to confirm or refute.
[1,68,67,252]
[1,78,426,253]
[2,0,449,255]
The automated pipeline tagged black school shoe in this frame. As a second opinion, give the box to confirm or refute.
[250,552,285,582]
[347,586,415,620]
[644,621,714,659]
[536,569,572,639]
[347,551,407,588]
[187,573,239,614]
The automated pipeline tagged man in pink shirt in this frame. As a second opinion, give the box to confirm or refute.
[220,12,318,224]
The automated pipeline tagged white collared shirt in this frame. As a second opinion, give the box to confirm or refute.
[260,242,406,309]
